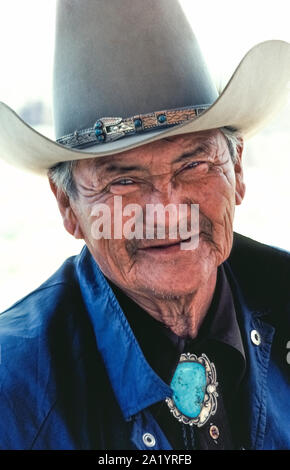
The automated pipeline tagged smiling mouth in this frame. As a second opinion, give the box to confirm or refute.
[139,236,194,252]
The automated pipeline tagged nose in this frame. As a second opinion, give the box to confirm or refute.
[142,175,197,238]
[146,173,182,207]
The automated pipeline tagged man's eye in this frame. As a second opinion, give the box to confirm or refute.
[108,177,139,194]
[182,161,207,171]
[185,161,201,169]
[111,178,134,185]
[183,162,205,170]
[176,160,210,179]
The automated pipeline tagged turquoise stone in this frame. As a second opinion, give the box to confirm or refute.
[134,118,142,128]
[170,361,206,418]
[157,113,166,123]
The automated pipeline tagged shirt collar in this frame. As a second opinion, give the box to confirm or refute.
[75,245,173,421]
[193,262,246,358]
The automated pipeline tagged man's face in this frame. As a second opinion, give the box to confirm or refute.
[53,129,245,298]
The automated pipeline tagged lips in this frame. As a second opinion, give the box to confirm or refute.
[139,237,192,250]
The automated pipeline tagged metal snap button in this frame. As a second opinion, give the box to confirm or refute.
[251,329,261,346]
[209,424,219,440]
[142,432,156,447]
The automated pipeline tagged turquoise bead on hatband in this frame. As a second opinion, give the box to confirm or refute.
[157,114,167,123]
[134,118,142,128]
[170,361,207,418]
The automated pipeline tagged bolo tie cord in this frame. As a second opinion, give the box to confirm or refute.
[182,423,196,450]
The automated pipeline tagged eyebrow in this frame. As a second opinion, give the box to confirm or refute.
[93,161,145,175]
[105,163,144,174]
[93,140,212,175]
[172,147,207,164]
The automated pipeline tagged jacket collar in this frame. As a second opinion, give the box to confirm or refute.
[75,245,172,421]
[224,259,275,449]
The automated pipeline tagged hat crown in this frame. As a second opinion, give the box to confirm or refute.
[53,0,218,139]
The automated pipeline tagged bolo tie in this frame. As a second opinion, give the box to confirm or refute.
[165,353,218,449]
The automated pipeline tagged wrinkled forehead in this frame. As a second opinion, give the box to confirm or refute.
[75,128,224,175]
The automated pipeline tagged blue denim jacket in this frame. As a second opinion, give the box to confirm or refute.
[0,233,289,450]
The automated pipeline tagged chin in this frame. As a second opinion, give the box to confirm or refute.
[136,272,200,299]
[142,285,196,300]
[137,255,214,287]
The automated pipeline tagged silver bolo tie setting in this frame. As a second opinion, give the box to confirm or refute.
[166,353,219,427]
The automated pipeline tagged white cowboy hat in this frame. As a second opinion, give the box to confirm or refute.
[0,0,290,175]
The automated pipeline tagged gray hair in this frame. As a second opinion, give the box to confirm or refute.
[48,160,78,199]
[219,127,242,164]
[48,127,242,199]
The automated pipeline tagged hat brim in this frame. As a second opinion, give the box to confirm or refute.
[0,40,290,175]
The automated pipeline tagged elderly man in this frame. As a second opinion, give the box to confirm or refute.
[0,0,290,451]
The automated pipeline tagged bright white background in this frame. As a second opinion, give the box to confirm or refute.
[0,0,289,311]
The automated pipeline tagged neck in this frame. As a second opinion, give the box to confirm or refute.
[118,269,218,339]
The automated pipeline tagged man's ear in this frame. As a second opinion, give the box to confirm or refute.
[48,178,84,239]
[234,138,246,206]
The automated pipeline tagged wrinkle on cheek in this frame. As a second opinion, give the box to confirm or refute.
[199,168,235,209]
[211,158,234,183]
[223,163,236,187]
[103,241,138,285]
[194,180,235,264]
[78,186,110,204]
[210,204,235,263]
[74,165,111,199]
